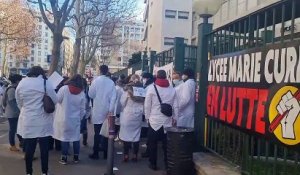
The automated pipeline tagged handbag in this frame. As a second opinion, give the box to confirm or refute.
[43,79,55,113]
[153,85,173,117]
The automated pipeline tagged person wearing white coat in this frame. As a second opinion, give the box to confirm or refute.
[119,75,144,162]
[88,65,117,160]
[53,75,86,165]
[176,68,196,128]
[144,70,179,170]
[16,66,57,175]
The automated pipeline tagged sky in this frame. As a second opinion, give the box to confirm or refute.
[136,0,145,20]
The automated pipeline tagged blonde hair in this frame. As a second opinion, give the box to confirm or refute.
[130,74,140,83]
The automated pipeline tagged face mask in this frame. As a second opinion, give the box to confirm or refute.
[172,79,181,86]
[142,79,147,85]
[182,75,188,81]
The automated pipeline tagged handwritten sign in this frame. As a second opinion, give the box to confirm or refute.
[48,71,63,89]
[133,87,146,97]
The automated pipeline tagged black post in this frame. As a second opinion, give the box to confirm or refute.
[173,37,185,72]
[194,15,213,151]
[142,50,148,72]
[105,115,115,175]
[149,51,156,74]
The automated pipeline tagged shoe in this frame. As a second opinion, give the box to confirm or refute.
[83,141,87,146]
[132,154,138,162]
[89,153,99,160]
[10,146,20,152]
[123,155,129,162]
[148,164,158,171]
[141,152,149,158]
[59,156,67,165]
[73,155,79,163]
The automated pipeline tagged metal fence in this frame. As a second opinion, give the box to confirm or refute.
[206,0,300,174]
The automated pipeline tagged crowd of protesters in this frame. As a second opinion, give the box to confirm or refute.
[0,64,196,175]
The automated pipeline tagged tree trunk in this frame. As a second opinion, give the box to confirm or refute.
[1,39,8,76]
[70,38,81,76]
[78,59,86,76]
[49,33,63,75]
[70,0,82,77]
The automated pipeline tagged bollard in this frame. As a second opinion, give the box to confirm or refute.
[105,115,115,175]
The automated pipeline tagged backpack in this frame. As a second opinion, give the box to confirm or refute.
[2,86,14,109]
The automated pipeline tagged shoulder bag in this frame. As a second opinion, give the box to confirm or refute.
[43,79,55,113]
[153,85,173,117]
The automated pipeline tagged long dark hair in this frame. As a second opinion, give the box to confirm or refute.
[27,66,46,79]
[65,74,83,90]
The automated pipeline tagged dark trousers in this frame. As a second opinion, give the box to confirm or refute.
[24,137,49,174]
[123,141,139,155]
[80,118,88,144]
[148,126,167,166]
[61,141,80,156]
[49,137,61,151]
[93,124,108,157]
[7,118,22,146]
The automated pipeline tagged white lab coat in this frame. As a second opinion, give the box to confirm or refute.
[119,91,144,142]
[89,75,116,124]
[16,75,58,138]
[53,86,86,142]
[144,84,179,131]
[176,79,196,128]
[114,85,124,116]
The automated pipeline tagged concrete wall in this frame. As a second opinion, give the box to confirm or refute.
[144,0,192,53]
[213,0,281,29]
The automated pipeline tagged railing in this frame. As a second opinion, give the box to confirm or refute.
[206,0,300,174]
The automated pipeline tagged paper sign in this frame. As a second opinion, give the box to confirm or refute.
[133,87,146,97]
[48,71,64,88]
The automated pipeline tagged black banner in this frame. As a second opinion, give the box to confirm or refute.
[207,40,300,147]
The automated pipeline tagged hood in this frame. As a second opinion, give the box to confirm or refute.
[155,78,170,87]
[68,85,82,95]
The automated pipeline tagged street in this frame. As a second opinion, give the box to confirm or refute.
[0,118,165,175]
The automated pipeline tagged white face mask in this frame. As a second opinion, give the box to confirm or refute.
[172,79,181,86]
[142,79,147,85]
[182,75,188,81]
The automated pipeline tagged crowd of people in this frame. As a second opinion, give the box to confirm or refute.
[0,64,196,175]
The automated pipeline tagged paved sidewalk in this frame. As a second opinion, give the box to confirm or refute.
[0,122,166,175]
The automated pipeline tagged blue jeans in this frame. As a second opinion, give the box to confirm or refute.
[7,118,22,146]
[61,141,80,156]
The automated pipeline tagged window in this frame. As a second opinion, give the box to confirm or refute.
[9,62,12,67]
[31,64,34,67]
[45,26,48,30]
[39,17,42,22]
[31,57,34,62]
[45,39,48,43]
[178,11,189,19]
[38,44,41,49]
[31,50,34,55]
[165,10,176,18]
[45,32,48,37]
[39,25,42,29]
[38,57,41,62]
[23,63,27,68]
[31,44,35,48]
[38,51,41,56]
[164,37,174,45]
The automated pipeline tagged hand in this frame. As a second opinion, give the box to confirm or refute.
[172,118,177,127]
[277,91,300,139]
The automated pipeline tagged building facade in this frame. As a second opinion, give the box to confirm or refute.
[0,16,74,76]
[143,0,193,53]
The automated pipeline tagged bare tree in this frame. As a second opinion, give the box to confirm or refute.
[0,0,38,75]
[69,0,137,76]
[27,0,76,75]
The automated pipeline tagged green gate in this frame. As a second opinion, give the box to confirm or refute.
[199,0,300,174]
